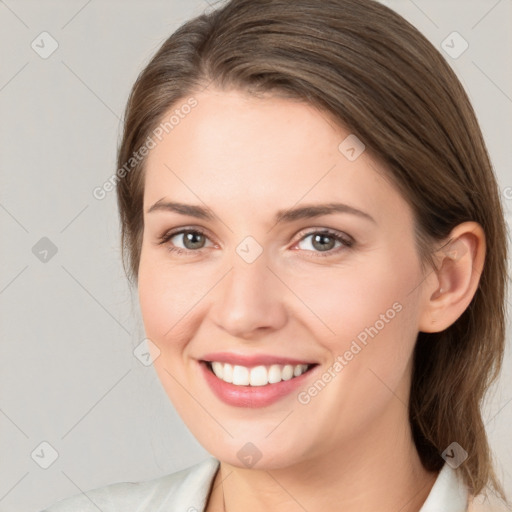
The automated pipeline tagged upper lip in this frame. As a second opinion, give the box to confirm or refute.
[200,352,317,367]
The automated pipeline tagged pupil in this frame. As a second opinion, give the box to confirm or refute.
[313,234,334,251]
[185,231,204,249]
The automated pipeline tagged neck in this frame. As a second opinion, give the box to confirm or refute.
[206,397,438,512]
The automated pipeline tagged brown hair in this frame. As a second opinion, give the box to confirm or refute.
[116,0,509,501]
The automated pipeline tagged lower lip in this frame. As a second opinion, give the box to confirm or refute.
[199,361,316,408]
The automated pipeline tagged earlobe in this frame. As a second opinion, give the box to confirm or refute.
[418,222,486,334]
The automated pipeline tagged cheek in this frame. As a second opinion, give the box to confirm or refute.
[138,263,169,341]
[138,250,185,359]
[293,246,422,410]
[291,265,421,443]
[289,251,419,352]
[137,255,200,403]
[137,249,210,342]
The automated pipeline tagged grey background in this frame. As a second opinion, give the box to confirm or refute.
[0,1,510,511]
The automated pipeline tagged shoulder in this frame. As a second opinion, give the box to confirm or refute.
[39,457,220,512]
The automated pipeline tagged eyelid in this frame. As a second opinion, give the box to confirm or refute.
[294,227,354,245]
[157,225,354,256]
[156,226,215,246]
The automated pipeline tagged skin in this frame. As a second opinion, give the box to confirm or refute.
[137,87,486,512]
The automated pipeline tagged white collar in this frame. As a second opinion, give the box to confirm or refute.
[419,463,469,511]
[163,458,469,511]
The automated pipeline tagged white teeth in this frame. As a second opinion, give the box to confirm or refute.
[293,364,304,377]
[282,364,294,381]
[232,365,249,385]
[268,364,282,384]
[223,363,233,383]
[211,362,224,379]
[249,365,268,386]
[209,362,310,386]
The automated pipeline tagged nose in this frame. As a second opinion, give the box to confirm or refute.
[210,250,288,341]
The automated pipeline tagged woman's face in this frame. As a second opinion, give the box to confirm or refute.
[138,88,430,469]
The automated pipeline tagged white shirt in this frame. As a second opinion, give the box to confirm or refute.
[41,458,469,511]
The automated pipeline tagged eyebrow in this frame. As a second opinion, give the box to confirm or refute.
[146,199,376,225]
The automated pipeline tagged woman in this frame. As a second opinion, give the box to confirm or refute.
[42,0,509,510]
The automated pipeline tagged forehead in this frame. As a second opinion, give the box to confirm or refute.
[143,88,408,224]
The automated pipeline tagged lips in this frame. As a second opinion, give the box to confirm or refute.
[199,352,318,408]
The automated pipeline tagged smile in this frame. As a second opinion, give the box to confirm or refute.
[208,361,312,386]
[199,356,319,408]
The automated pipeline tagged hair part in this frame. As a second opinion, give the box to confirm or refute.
[116,0,509,501]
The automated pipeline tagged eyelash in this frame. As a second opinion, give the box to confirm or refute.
[157,227,354,258]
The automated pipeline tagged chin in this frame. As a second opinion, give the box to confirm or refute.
[192,428,315,471]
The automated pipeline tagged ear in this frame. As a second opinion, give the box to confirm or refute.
[418,222,486,333]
